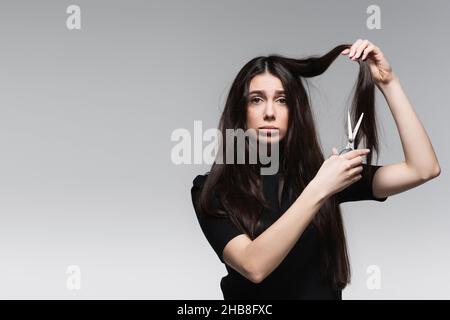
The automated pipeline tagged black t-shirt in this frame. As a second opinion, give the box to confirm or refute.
[190,164,388,300]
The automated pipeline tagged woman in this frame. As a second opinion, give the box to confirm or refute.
[190,39,441,300]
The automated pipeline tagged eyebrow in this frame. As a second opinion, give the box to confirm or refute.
[249,90,285,96]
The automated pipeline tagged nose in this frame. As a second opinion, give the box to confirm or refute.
[263,101,275,121]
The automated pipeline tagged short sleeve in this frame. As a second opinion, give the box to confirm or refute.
[190,174,245,263]
[336,164,388,204]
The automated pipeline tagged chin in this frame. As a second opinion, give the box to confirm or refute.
[257,135,283,144]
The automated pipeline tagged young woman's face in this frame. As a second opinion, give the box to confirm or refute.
[246,73,289,143]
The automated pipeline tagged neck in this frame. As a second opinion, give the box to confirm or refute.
[256,140,284,175]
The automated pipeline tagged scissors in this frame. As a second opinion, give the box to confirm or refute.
[339,110,364,155]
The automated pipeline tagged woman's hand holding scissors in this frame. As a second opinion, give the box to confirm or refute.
[311,148,371,198]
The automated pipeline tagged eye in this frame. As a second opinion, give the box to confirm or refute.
[250,97,263,104]
[277,98,287,104]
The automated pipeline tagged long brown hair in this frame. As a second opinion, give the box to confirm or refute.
[197,44,381,290]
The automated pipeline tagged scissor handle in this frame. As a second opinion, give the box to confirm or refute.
[338,147,353,155]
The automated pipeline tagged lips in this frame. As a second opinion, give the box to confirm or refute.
[258,126,279,137]
[259,126,279,130]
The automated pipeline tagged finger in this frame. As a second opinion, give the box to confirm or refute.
[348,165,363,178]
[348,39,363,58]
[342,148,370,160]
[350,173,362,183]
[329,147,339,158]
[341,48,350,55]
[348,155,364,168]
[361,44,375,60]
[352,40,369,60]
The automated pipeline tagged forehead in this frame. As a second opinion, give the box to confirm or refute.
[248,73,284,92]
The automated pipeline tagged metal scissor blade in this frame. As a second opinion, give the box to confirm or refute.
[352,112,364,140]
[347,110,352,141]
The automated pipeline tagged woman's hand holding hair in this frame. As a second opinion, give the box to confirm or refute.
[311,148,371,199]
[341,38,395,86]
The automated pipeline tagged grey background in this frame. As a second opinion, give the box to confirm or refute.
[0,0,448,299]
